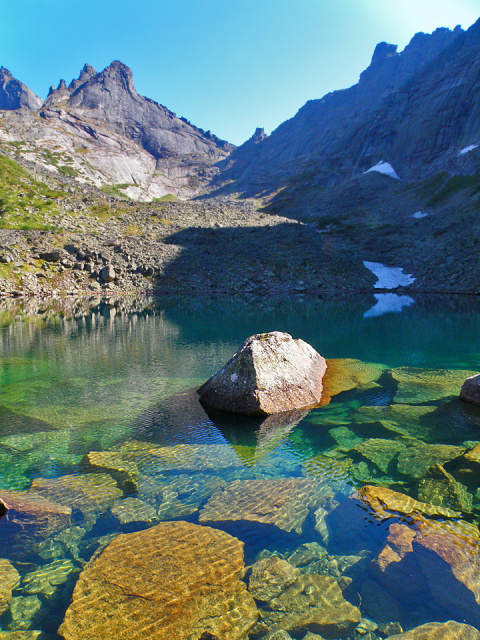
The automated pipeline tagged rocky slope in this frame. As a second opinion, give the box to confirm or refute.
[212,18,480,198]
[0,62,233,200]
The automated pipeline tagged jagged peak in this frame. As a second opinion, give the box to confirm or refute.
[370,42,398,66]
[0,66,13,78]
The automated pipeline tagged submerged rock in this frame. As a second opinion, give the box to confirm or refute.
[248,556,300,602]
[369,512,480,627]
[396,442,466,479]
[59,521,258,640]
[460,373,480,405]
[0,491,71,558]
[110,497,157,525]
[385,621,480,639]
[415,464,472,512]
[199,477,321,534]
[391,367,477,404]
[21,559,78,598]
[29,474,122,529]
[0,559,20,614]
[320,358,386,406]
[82,451,139,492]
[197,331,327,415]
[260,574,361,638]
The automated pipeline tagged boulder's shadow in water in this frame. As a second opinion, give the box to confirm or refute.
[132,387,309,452]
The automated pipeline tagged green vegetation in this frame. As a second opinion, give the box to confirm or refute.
[58,165,78,177]
[100,183,135,198]
[0,155,65,230]
[428,173,480,206]
[152,193,180,202]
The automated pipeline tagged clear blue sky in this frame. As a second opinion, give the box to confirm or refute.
[1,0,478,145]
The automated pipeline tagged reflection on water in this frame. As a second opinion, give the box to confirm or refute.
[0,294,479,638]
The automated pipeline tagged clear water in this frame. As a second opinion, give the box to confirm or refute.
[0,293,480,638]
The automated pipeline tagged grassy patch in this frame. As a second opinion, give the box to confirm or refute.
[100,183,135,198]
[152,193,180,202]
[428,173,480,206]
[0,155,66,230]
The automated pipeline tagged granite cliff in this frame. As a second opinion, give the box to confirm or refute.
[0,61,233,200]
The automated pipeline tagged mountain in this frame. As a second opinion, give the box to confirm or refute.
[0,62,233,200]
[212,19,480,198]
[0,67,42,111]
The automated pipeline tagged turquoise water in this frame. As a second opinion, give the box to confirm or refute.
[0,293,479,638]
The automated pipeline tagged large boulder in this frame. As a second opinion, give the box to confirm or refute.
[197,332,327,415]
[460,373,480,405]
[59,521,257,640]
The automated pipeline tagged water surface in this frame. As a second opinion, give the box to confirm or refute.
[0,293,479,638]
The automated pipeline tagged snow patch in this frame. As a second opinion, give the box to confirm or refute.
[412,211,429,219]
[459,144,479,156]
[363,293,415,318]
[364,161,400,180]
[364,261,415,289]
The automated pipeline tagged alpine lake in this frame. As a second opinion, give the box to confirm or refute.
[0,292,480,640]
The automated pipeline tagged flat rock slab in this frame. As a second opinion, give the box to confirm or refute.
[0,490,71,558]
[59,521,257,640]
[386,621,480,639]
[260,574,361,638]
[30,474,122,529]
[120,441,243,473]
[82,451,139,492]
[0,559,19,614]
[199,478,321,534]
[198,331,326,415]
[320,358,386,406]
[372,517,480,628]
[391,367,477,404]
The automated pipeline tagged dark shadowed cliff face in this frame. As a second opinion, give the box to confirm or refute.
[213,19,480,197]
[0,67,42,111]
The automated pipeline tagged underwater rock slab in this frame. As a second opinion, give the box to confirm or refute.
[199,478,321,534]
[22,559,78,598]
[260,574,361,638]
[0,491,71,558]
[330,485,460,552]
[372,517,480,627]
[320,358,386,406]
[249,556,300,602]
[386,621,480,639]
[198,332,326,415]
[122,442,243,473]
[110,497,157,525]
[30,474,122,529]
[82,451,139,492]
[391,367,477,404]
[397,443,465,479]
[0,559,20,614]
[0,406,55,437]
[415,464,472,512]
[353,438,406,473]
[59,521,258,640]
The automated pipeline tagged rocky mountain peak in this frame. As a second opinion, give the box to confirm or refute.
[0,66,42,111]
[68,63,97,91]
[66,60,233,159]
[370,42,398,66]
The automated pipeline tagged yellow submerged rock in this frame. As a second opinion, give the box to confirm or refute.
[59,521,257,640]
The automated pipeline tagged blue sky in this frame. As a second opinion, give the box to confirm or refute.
[1,1,478,145]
